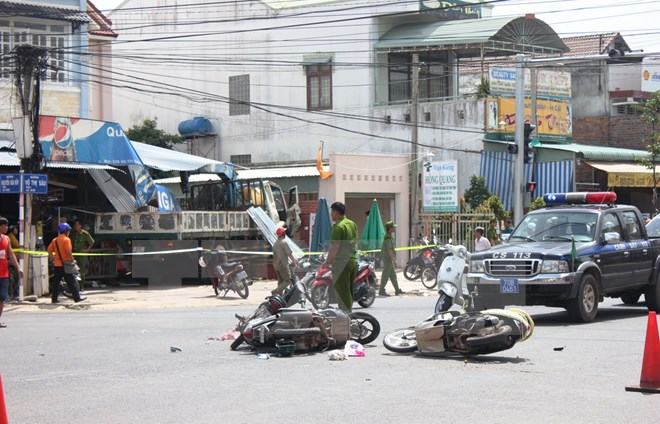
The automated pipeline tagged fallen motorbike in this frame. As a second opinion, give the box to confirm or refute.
[310,257,377,309]
[231,280,380,354]
[433,243,470,313]
[199,248,252,299]
[383,308,534,356]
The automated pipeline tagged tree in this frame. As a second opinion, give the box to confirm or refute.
[126,118,184,179]
[637,93,660,215]
[485,195,507,222]
[529,196,546,211]
[464,175,491,209]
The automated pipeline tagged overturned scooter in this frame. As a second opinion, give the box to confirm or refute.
[383,308,534,356]
[231,280,381,354]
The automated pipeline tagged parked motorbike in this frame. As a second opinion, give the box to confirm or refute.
[403,237,436,281]
[419,246,451,289]
[310,257,377,309]
[383,308,534,356]
[433,243,471,313]
[199,248,252,299]
[231,280,380,353]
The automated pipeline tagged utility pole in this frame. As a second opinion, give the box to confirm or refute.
[513,54,526,225]
[409,53,420,242]
[13,45,47,300]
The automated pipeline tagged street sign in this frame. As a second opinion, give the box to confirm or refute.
[422,161,459,213]
[23,174,48,194]
[0,173,48,194]
[0,174,22,194]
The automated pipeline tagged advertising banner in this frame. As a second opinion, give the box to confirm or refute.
[489,68,572,100]
[419,0,481,18]
[486,97,572,142]
[422,161,458,213]
[642,57,660,93]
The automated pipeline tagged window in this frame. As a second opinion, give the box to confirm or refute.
[306,63,332,110]
[387,52,449,103]
[230,154,251,165]
[614,104,640,115]
[600,213,622,239]
[229,74,250,116]
[0,19,68,83]
[622,211,643,240]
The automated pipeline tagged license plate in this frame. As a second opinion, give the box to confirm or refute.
[499,279,520,294]
[237,271,248,280]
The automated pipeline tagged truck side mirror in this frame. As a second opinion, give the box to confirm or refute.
[603,232,621,244]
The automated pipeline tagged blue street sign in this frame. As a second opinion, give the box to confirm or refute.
[0,173,48,194]
[23,174,48,194]
[0,174,21,194]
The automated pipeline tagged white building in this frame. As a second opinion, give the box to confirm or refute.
[109,0,567,244]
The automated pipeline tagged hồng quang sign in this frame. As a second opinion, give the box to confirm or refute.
[420,0,481,19]
[422,161,458,213]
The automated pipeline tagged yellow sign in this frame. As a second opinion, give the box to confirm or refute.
[608,173,655,188]
[486,97,573,140]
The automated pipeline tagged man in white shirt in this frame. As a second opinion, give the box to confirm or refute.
[474,227,492,252]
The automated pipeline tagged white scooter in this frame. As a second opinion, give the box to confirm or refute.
[434,243,471,313]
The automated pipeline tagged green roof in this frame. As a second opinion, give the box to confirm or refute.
[538,143,649,162]
[261,0,342,10]
[375,16,568,52]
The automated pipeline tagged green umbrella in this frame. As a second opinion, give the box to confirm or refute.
[360,199,385,253]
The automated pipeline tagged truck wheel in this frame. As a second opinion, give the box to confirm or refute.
[566,274,599,323]
[646,274,660,312]
[620,292,641,305]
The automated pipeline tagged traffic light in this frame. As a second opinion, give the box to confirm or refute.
[526,181,537,193]
[180,171,190,194]
[524,123,535,164]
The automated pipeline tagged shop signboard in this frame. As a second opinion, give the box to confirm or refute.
[642,57,660,93]
[486,97,573,142]
[489,68,572,100]
[422,161,458,213]
[419,0,481,19]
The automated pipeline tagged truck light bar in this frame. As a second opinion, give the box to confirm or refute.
[543,192,617,205]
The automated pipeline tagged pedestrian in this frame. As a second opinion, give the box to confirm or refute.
[487,218,500,246]
[0,217,23,327]
[474,226,492,252]
[502,217,515,235]
[47,223,85,303]
[379,221,403,296]
[70,219,95,291]
[7,225,20,301]
[326,202,358,312]
[272,226,298,295]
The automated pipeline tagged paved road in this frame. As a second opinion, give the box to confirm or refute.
[1,297,659,423]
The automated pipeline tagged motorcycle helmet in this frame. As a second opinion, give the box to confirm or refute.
[58,223,71,233]
[267,295,287,314]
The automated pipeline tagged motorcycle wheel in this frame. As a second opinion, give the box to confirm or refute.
[236,281,250,299]
[60,282,73,299]
[383,328,418,353]
[349,312,380,345]
[357,287,376,308]
[421,266,437,289]
[434,294,452,313]
[230,335,245,351]
[464,325,514,354]
[404,263,422,281]
[311,285,330,309]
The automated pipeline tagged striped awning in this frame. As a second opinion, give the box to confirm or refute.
[480,151,573,210]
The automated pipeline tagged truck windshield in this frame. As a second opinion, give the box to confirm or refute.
[510,211,598,242]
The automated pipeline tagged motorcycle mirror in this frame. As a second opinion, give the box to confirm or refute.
[198,257,207,268]
[448,238,453,245]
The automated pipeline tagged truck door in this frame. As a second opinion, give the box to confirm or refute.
[621,210,653,285]
[596,212,631,290]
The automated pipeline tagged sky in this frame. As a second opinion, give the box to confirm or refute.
[91,0,660,53]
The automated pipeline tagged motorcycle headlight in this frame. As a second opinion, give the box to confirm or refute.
[541,260,569,273]
[470,259,485,273]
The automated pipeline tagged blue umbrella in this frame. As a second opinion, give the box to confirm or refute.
[311,197,332,253]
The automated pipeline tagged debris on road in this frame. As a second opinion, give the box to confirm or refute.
[256,353,270,360]
[207,337,221,341]
[220,330,239,341]
[554,346,565,351]
[170,346,182,353]
[344,341,365,357]
[328,350,348,361]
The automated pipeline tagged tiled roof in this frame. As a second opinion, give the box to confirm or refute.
[0,1,90,22]
[87,0,117,38]
[561,32,631,57]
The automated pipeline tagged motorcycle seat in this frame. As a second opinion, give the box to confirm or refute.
[224,262,238,269]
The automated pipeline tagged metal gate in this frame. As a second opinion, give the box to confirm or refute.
[419,212,493,252]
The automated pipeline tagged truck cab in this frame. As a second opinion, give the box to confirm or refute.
[467,192,660,322]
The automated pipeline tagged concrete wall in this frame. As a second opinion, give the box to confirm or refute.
[319,153,410,262]
[88,39,114,121]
